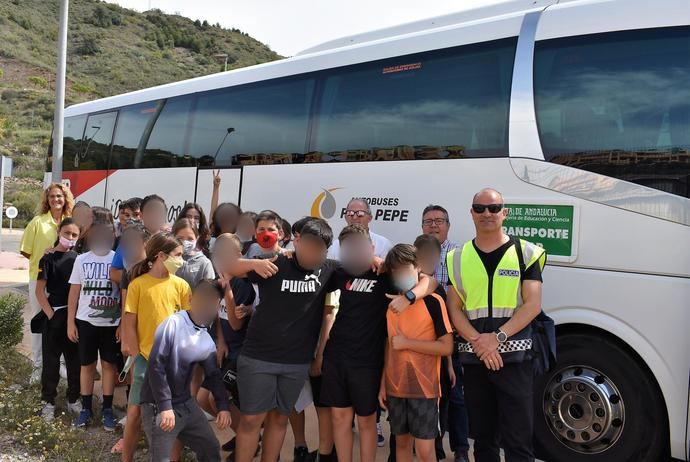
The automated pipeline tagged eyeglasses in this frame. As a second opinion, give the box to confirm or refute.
[422,218,448,226]
[345,210,370,218]
[472,203,504,214]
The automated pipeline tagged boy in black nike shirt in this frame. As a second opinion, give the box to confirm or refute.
[318,225,438,462]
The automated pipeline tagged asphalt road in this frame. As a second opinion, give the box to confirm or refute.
[0,228,22,254]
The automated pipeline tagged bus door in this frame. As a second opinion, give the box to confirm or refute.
[63,111,117,206]
[194,166,243,217]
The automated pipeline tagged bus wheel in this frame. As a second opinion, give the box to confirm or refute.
[534,332,668,462]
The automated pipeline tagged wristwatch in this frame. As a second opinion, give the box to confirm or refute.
[495,329,508,344]
[404,290,416,304]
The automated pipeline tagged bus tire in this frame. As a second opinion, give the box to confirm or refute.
[533,332,668,462]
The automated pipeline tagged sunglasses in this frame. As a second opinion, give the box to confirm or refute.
[472,203,504,214]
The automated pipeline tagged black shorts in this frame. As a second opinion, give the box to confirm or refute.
[309,374,327,408]
[76,319,119,366]
[320,358,381,416]
[386,396,440,440]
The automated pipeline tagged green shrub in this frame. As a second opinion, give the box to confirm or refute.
[0,68,4,79]
[0,48,16,59]
[28,76,48,88]
[8,12,32,30]
[71,82,94,94]
[5,186,42,225]
[0,117,15,140]
[89,4,122,28]
[1,89,19,102]
[0,293,25,349]
[76,36,101,56]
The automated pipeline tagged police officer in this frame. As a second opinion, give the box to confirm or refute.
[446,188,546,462]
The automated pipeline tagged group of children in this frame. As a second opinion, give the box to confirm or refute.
[35,192,461,462]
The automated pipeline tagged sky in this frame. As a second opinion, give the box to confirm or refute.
[108,1,500,56]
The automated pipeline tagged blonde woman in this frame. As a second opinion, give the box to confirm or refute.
[20,182,74,381]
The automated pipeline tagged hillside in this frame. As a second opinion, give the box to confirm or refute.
[0,0,282,227]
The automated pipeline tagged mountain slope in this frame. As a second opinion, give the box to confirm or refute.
[0,0,282,226]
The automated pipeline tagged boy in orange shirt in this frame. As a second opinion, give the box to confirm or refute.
[379,244,454,462]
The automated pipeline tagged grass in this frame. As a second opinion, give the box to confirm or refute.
[0,349,208,461]
[0,350,92,461]
[0,286,214,462]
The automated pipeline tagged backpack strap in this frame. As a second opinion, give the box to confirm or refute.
[511,236,526,277]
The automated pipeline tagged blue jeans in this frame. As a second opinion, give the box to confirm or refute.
[448,355,470,452]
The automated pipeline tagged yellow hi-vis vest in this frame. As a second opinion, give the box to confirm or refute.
[447,238,546,321]
[447,238,546,362]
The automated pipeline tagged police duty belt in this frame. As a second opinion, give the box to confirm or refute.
[457,338,532,354]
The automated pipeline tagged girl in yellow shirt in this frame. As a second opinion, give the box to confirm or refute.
[120,232,191,462]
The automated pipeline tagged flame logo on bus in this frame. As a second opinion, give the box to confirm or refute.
[310,188,342,219]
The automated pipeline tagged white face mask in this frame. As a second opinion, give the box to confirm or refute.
[182,240,197,255]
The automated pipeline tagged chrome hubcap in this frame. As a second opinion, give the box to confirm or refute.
[543,365,625,454]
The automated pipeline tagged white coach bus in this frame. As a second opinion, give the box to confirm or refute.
[48,0,689,460]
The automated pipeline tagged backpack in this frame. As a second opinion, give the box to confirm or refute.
[512,236,557,376]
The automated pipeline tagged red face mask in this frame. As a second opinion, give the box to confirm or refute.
[256,230,279,249]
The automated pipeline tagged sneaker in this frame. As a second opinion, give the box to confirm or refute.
[41,402,55,422]
[454,450,469,462]
[294,446,309,462]
[67,400,82,414]
[377,422,385,447]
[102,408,116,432]
[75,408,93,428]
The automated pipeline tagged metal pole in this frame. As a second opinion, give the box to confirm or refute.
[0,158,4,253]
[51,0,69,183]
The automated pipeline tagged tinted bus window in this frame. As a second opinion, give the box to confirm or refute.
[75,111,117,171]
[187,78,315,166]
[535,26,690,198]
[141,95,195,168]
[59,115,86,172]
[311,38,516,162]
[111,101,163,169]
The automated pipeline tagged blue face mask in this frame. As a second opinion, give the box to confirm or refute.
[394,273,417,293]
